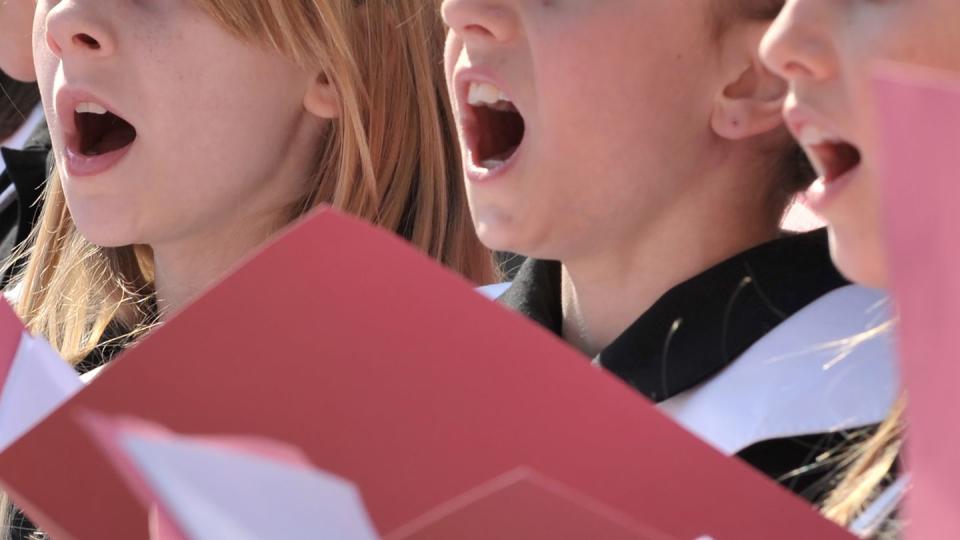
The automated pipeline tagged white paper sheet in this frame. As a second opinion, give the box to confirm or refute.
[476,282,511,300]
[119,431,381,540]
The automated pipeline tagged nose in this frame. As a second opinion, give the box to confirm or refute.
[42,0,116,60]
[760,0,836,83]
[442,0,520,46]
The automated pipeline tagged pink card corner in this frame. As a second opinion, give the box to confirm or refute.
[871,61,960,540]
[0,300,25,399]
[0,296,23,358]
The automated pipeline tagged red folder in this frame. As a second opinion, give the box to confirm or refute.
[0,298,23,387]
[0,209,853,539]
[874,64,960,540]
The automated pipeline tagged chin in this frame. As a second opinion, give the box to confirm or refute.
[78,233,138,249]
[474,224,518,254]
[470,201,560,258]
[470,204,520,251]
[71,216,140,249]
[829,229,890,290]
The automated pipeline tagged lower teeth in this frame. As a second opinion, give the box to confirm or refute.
[481,159,505,170]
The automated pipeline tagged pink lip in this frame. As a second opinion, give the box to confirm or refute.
[783,105,860,213]
[64,144,133,178]
[803,163,861,213]
[453,67,526,184]
[55,87,135,179]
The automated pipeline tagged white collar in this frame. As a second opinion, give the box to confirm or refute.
[80,363,107,384]
[659,285,899,455]
[477,282,511,300]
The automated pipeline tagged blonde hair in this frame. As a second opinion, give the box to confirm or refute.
[7,0,494,365]
[817,321,903,536]
[822,399,905,536]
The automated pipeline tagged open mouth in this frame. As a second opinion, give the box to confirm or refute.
[74,102,137,157]
[798,126,862,184]
[464,82,526,172]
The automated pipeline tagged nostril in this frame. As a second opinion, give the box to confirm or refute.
[783,60,814,78]
[464,24,495,38]
[74,33,101,50]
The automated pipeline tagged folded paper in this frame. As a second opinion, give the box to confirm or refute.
[0,300,82,452]
[874,63,960,540]
[0,209,854,540]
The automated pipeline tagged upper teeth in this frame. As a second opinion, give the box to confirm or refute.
[75,102,108,115]
[797,124,844,146]
[467,82,512,107]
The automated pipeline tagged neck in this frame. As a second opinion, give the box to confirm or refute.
[561,169,784,357]
[152,212,280,319]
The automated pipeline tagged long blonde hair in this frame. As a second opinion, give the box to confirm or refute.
[8,1,494,365]
[819,321,904,537]
[822,400,905,537]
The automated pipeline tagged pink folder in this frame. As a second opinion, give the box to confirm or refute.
[874,64,960,540]
[0,209,853,539]
[83,414,679,540]
[0,299,23,387]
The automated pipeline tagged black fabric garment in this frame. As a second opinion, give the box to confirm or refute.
[500,229,864,500]
[1,123,53,287]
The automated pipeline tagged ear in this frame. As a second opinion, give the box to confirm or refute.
[303,71,340,119]
[711,25,787,141]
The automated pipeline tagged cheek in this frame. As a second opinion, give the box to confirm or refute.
[858,2,960,73]
[443,33,461,87]
[152,84,307,201]
[539,25,709,163]
[146,36,311,175]
[33,22,58,87]
[0,4,35,78]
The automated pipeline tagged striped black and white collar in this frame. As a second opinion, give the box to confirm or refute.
[497,230,851,402]
[660,283,897,454]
